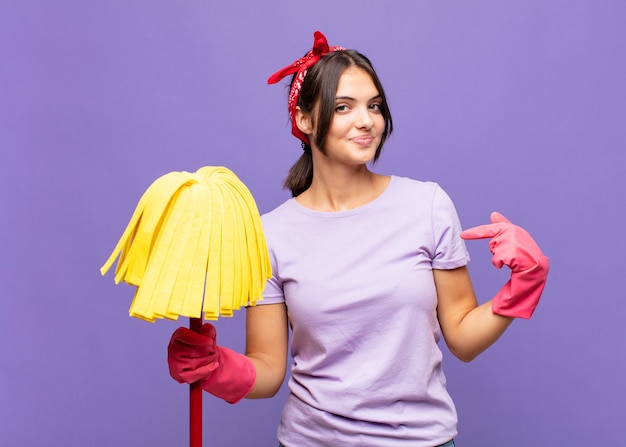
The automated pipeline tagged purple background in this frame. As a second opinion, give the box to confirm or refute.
[2,1,625,446]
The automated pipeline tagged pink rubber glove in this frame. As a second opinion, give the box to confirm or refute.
[460,212,549,319]
[167,323,256,404]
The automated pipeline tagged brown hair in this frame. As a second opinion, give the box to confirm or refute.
[283,50,393,196]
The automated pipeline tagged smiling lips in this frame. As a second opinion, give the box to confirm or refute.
[351,135,375,146]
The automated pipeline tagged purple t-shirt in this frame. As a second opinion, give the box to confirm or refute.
[260,176,469,446]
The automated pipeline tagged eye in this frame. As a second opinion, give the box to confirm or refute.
[335,104,349,113]
[369,102,382,112]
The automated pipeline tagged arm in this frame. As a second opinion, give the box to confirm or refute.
[436,211,549,362]
[434,266,513,363]
[245,302,289,399]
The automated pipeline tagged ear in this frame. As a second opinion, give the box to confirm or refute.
[295,107,314,136]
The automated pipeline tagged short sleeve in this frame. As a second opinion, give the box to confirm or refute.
[256,231,286,306]
[431,185,470,270]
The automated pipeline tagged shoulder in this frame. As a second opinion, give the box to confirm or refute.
[261,198,294,222]
[387,175,443,202]
[260,198,304,244]
[390,175,436,190]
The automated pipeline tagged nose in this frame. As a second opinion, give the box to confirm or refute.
[355,106,373,129]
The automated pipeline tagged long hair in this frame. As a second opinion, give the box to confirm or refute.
[284,50,393,197]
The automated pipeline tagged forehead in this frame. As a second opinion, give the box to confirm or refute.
[335,67,379,97]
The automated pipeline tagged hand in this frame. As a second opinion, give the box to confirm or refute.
[461,212,549,319]
[461,211,546,272]
[168,324,219,384]
[167,323,256,404]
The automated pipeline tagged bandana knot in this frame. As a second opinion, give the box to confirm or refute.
[267,31,344,146]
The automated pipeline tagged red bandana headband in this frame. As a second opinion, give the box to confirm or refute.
[267,31,345,146]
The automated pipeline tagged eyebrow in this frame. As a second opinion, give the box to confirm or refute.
[335,94,382,102]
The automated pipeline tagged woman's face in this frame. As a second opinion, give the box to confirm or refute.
[319,67,385,166]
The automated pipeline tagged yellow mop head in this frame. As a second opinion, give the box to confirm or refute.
[100,166,271,322]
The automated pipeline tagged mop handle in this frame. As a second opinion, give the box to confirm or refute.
[190,317,203,447]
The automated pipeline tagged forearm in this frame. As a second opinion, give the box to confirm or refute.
[245,353,287,399]
[448,300,513,362]
[436,267,512,362]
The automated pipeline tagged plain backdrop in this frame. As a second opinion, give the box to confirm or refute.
[1,1,625,446]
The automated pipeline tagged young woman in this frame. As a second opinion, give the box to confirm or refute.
[167,31,549,447]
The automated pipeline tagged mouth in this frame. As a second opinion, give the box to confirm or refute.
[350,135,375,146]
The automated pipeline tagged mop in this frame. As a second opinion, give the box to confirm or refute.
[100,166,271,446]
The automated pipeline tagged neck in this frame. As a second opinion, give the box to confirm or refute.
[297,166,388,212]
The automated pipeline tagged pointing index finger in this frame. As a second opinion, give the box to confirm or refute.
[460,223,501,241]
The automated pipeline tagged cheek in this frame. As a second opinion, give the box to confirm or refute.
[328,115,351,136]
[374,114,385,129]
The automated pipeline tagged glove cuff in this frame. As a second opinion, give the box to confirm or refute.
[201,346,256,404]
[491,259,549,319]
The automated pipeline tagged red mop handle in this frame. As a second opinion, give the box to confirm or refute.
[189,317,203,447]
